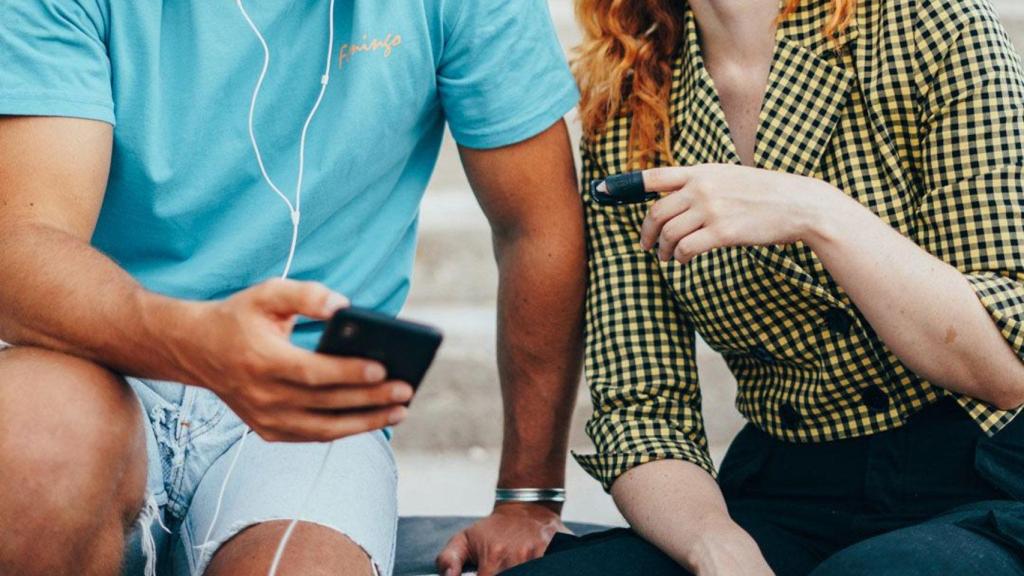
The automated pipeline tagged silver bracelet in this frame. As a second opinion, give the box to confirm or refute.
[495,488,566,503]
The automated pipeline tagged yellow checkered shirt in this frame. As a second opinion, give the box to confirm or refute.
[574,0,1024,491]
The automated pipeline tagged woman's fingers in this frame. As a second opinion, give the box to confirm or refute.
[641,166,694,192]
[657,209,706,261]
[641,190,694,250]
[673,228,720,264]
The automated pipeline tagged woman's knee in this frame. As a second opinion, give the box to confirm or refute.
[810,523,1024,576]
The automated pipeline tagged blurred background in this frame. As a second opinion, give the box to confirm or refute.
[393,0,1024,526]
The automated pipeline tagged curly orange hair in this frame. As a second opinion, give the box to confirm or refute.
[573,0,856,168]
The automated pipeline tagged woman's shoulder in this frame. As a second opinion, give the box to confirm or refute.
[869,0,1009,54]
[873,0,1001,25]
[861,0,1018,100]
[911,0,1001,21]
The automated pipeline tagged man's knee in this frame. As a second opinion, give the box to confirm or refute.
[0,347,147,545]
[205,521,377,576]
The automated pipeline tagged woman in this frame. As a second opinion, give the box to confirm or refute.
[506,0,1024,574]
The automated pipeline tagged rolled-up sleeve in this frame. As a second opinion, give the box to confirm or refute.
[914,3,1024,364]
[573,143,713,492]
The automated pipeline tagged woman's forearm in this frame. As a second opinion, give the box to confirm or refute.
[807,190,1024,409]
[611,460,770,574]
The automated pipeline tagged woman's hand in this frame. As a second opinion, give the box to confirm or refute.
[633,164,848,263]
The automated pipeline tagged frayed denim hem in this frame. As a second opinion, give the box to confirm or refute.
[191,518,382,576]
[137,492,172,576]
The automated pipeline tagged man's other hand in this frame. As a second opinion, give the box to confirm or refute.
[436,502,569,576]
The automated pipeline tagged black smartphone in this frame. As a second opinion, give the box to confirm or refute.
[316,307,444,392]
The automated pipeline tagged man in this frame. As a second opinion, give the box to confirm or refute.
[0,1,584,574]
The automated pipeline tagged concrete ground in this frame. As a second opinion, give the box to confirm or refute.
[395,0,1024,529]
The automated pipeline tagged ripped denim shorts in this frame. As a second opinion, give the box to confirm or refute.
[122,378,397,576]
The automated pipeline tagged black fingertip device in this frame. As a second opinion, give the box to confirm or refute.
[317,307,444,391]
[589,171,658,206]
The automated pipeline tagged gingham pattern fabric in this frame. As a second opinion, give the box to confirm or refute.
[574,0,1024,491]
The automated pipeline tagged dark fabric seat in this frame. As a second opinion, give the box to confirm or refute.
[396,516,611,576]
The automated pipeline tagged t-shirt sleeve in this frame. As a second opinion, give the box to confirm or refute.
[436,0,578,149]
[0,0,114,124]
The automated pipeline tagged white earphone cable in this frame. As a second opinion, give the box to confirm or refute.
[235,0,336,278]
[293,0,335,219]
[197,2,339,573]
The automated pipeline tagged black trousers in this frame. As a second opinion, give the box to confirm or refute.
[505,399,1024,575]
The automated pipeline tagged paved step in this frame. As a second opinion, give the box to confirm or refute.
[390,304,746,453]
[410,189,496,306]
[996,1,1024,51]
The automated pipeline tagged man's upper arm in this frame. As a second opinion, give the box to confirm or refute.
[457,121,579,238]
[0,0,115,239]
[0,116,112,240]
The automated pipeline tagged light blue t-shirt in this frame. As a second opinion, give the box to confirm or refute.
[0,0,578,349]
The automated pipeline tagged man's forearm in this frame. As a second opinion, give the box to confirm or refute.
[457,121,585,496]
[0,222,194,380]
[493,227,585,493]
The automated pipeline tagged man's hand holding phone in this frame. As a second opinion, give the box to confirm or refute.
[172,279,413,442]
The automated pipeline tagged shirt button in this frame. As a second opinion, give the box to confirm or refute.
[823,308,852,337]
[779,402,802,429]
[751,344,776,365]
[861,385,890,412]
